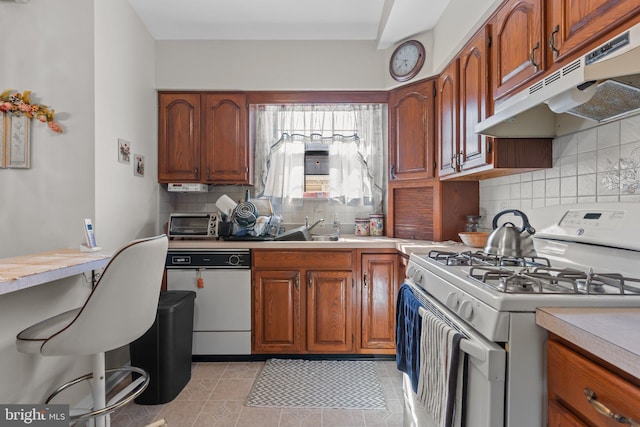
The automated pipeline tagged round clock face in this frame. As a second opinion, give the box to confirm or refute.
[390,40,425,82]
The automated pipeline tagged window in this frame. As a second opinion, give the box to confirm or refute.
[253,104,386,213]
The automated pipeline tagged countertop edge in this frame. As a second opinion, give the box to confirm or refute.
[0,251,111,296]
[536,307,640,381]
[168,236,472,254]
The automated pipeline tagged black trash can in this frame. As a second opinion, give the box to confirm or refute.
[130,290,196,404]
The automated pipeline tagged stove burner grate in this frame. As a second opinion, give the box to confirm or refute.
[428,250,550,268]
[467,265,640,294]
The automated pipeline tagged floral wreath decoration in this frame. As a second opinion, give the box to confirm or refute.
[0,89,63,133]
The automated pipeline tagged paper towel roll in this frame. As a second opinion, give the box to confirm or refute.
[216,194,238,216]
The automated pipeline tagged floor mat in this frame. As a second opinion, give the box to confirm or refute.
[245,359,387,410]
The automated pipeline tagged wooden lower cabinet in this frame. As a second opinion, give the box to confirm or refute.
[253,270,302,353]
[547,339,640,427]
[252,249,401,355]
[307,271,354,353]
[359,252,399,354]
[548,399,586,427]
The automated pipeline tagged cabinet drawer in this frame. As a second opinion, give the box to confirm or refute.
[253,250,353,270]
[548,340,640,426]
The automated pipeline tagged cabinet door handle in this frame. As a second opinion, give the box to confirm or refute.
[194,167,199,177]
[549,25,560,58]
[584,388,640,427]
[207,167,211,180]
[450,155,457,171]
[530,42,540,72]
[458,153,465,170]
[390,164,396,180]
[363,272,368,288]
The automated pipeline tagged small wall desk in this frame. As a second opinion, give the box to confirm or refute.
[0,249,111,296]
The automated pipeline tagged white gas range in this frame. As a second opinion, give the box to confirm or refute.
[402,203,640,427]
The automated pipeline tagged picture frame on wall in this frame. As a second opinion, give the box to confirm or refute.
[118,138,131,164]
[6,115,30,169]
[134,154,144,177]
[0,113,6,168]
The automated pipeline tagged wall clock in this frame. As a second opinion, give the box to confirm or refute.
[389,40,425,82]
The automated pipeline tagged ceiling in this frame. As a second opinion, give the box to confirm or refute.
[127,0,452,49]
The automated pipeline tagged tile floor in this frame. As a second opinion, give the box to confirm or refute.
[110,360,405,427]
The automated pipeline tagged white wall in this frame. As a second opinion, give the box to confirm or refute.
[0,0,95,404]
[94,0,158,252]
[152,0,508,91]
[156,40,388,91]
[0,0,157,404]
[430,0,503,73]
[0,1,95,257]
[154,0,500,92]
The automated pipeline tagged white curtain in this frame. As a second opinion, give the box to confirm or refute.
[254,104,386,211]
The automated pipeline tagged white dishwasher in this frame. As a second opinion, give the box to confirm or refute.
[165,249,251,356]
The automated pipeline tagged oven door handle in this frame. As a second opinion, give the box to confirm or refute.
[417,305,486,362]
[460,339,486,362]
[407,280,506,382]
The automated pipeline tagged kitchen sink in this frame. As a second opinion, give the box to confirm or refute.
[273,226,312,241]
[311,234,339,241]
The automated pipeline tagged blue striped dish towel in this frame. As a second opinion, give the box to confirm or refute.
[395,284,423,393]
[417,309,463,427]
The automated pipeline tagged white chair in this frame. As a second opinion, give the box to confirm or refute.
[16,235,169,427]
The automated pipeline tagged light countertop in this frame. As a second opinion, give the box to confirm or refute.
[169,235,470,255]
[536,307,640,381]
[0,249,111,296]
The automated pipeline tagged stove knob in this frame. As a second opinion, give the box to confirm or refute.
[407,266,422,282]
[446,292,459,309]
[459,300,474,320]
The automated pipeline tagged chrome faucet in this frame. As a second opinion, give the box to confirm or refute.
[305,217,325,232]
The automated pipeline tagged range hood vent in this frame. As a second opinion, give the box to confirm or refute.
[477,22,640,138]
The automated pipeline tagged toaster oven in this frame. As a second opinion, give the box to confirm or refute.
[168,213,218,238]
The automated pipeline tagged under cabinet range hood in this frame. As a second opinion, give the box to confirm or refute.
[476,21,640,138]
[167,183,209,192]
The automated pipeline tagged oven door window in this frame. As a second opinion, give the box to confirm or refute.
[169,217,208,235]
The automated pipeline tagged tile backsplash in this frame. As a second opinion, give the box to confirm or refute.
[479,114,640,231]
[160,185,378,235]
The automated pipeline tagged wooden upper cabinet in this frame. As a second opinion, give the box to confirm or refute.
[158,93,201,182]
[306,270,354,353]
[437,59,459,178]
[547,0,640,64]
[158,92,251,185]
[492,0,544,102]
[438,26,491,179]
[202,93,251,184]
[458,26,491,173]
[388,79,436,181]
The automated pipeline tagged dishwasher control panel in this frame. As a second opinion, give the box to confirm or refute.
[166,249,251,269]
